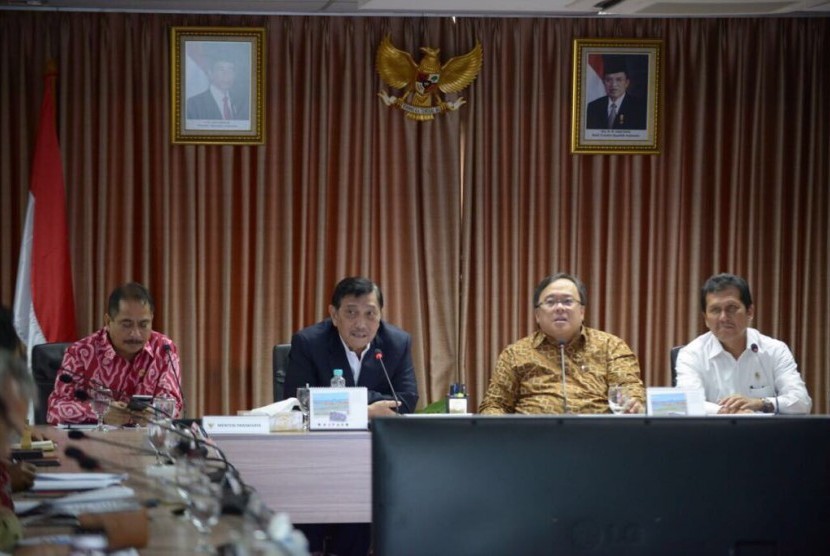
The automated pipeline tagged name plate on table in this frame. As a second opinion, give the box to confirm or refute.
[202,414,271,434]
[646,387,706,416]
[309,387,368,431]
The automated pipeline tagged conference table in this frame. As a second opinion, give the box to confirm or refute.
[213,431,372,524]
[21,427,246,554]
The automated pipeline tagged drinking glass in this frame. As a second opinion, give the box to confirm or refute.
[147,418,171,466]
[296,387,310,431]
[188,476,222,553]
[175,459,202,501]
[608,384,628,415]
[91,388,113,431]
[153,395,177,420]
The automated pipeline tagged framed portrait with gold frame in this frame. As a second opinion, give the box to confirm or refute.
[571,38,662,154]
[170,26,265,145]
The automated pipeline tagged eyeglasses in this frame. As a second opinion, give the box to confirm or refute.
[706,304,743,317]
[536,297,581,310]
[339,307,381,322]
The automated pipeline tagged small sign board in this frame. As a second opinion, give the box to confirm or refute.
[309,387,368,430]
[202,414,271,435]
[646,387,706,416]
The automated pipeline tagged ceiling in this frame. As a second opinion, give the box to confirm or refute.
[2,0,829,16]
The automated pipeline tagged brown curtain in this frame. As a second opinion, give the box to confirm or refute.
[1,13,827,415]
[461,17,830,410]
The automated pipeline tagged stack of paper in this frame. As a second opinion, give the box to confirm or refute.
[17,485,137,518]
[12,439,56,451]
[246,398,302,431]
[32,473,127,492]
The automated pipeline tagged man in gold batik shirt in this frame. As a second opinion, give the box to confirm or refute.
[479,273,645,414]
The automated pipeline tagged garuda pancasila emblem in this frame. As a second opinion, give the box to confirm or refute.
[376,35,483,121]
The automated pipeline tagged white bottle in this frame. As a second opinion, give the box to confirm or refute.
[330,368,346,388]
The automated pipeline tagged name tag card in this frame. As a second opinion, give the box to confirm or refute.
[646,387,706,416]
[309,387,368,431]
[202,414,271,435]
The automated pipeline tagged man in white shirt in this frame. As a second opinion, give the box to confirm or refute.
[676,273,811,415]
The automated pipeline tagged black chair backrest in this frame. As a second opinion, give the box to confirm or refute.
[670,345,685,387]
[30,342,71,424]
[272,343,291,402]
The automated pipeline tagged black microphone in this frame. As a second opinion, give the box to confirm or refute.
[64,445,100,471]
[61,375,92,403]
[59,367,107,390]
[374,349,408,414]
[61,365,175,422]
[150,419,243,491]
[73,388,90,402]
[66,429,160,457]
[749,342,779,414]
[68,423,207,463]
[60,369,109,405]
[59,367,131,404]
[68,389,162,425]
[162,344,186,418]
[67,424,232,494]
[163,422,250,513]
[58,372,76,384]
[66,423,250,515]
[559,341,569,414]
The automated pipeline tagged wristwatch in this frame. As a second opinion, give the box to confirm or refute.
[760,399,775,414]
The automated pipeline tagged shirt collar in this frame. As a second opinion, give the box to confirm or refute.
[337,334,371,362]
[705,327,761,359]
[609,93,626,107]
[532,326,588,350]
[210,84,230,105]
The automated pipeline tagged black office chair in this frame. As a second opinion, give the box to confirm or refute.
[31,342,72,424]
[670,345,685,387]
[272,343,291,402]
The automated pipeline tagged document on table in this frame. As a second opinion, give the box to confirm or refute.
[17,485,137,517]
[11,439,57,451]
[32,472,127,492]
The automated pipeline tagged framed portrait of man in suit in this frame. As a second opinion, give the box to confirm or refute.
[571,38,662,154]
[170,27,266,145]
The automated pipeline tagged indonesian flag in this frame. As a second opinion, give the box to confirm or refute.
[586,54,607,103]
[13,62,77,350]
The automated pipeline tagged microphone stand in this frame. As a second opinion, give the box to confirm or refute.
[374,349,408,414]
[162,344,186,418]
[559,341,569,415]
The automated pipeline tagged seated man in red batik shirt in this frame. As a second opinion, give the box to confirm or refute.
[47,282,183,426]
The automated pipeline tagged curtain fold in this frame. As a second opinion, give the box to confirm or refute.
[1,13,827,415]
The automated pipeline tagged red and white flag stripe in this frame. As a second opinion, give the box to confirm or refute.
[13,63,77,351]
[586,54,607,102]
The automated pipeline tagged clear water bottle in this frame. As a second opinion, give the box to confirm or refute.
[330,368,346,388]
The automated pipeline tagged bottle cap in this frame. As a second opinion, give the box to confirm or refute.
[449,383,467,397]
[333,368,343,377]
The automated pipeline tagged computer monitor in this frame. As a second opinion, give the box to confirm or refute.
[372,416,830,555]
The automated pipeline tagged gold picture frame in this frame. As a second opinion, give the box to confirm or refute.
[571,38,662,154]
[170,27,266,145]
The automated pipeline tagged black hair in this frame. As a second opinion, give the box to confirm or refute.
[107,282,155,317]
[331,277,384,309]
[700,273,753,313]
[532,273,588,308]
[603,55,630,78]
